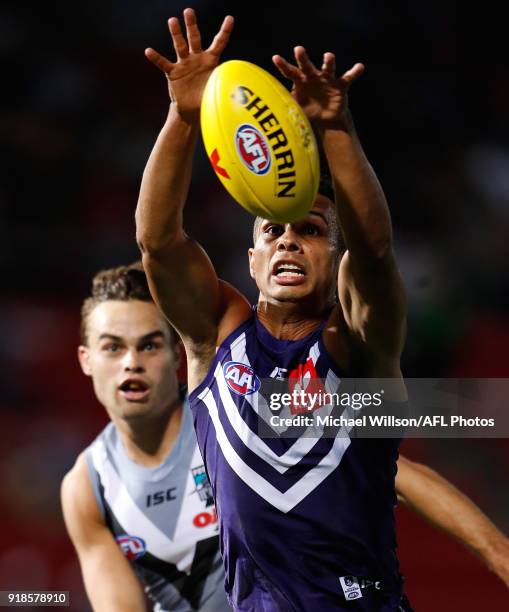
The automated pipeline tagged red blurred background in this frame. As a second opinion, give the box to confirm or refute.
[0,0,507,609]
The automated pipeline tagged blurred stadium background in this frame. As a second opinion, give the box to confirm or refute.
[0,0,507,609]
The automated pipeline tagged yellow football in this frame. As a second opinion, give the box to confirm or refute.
[200,60,319,222]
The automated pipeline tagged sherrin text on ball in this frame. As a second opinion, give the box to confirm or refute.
[201,60,320,222]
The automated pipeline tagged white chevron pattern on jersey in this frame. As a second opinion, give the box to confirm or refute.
[219,334,342,473]
[198,380,351,513]
[228,332,339,412]
[229,332,257,411]
[90,438,216,572]
[216,362,322,473]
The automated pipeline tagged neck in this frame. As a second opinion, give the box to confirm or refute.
[114,398,183,467]
[256,298,330,339]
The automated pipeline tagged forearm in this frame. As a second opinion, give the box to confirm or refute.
[87,585,146,612]
[87,583,146,612]
[399,461,508,572]
[136,107,199,252]
[321,113,392,260]
[80,548,147,612]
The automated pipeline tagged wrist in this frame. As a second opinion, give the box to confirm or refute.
[165,105,200,134]
[314,110,355,135]
[320,114,363,159]
[167,103,200,129]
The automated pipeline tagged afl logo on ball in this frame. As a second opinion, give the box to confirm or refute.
[235,124,271,175]
[223,361,261,396]
[116,535,146,561]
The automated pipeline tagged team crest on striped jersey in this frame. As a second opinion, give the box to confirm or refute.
[191,464,214,507]
[193,331,350,513]
[116,534,146,560]
[223,361,260,396]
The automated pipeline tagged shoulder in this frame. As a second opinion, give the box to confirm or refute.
[323,302,404,378]
[61,453,104,543]
[184,279,251,355]
[216,280,252,345]
[185,280,252,391]
[322,304,404,378]
[61,452,89,501]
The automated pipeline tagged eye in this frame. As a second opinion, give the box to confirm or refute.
[265,225,283,236]
[304,223,319,236]
[141,340,162,352]
[103,343,120,353]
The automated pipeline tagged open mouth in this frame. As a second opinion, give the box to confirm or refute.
[275,263,305,278]
[272,261,306,284]
[119,379,150,402]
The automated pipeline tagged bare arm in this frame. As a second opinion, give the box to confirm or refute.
[136,9,241,356]
[273,51,405,368]
[324,104,405,365]
[61,454,147,611]
[396,455,509,588]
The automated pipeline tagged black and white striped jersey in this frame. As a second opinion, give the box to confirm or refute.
[85,400,229,611]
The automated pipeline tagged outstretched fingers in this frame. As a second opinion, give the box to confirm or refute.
[168,16,189,59]
[342,62,365,85]
[322,52,336,76]
[183,8,202,53]
[272,54,304,83]
[207,15,234,56]
[293,46,318,77]
[145,48,174,74]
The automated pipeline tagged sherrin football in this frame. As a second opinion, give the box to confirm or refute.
[200,60,319,222]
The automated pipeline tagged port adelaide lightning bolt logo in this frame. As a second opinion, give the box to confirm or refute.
[191,465,214,507]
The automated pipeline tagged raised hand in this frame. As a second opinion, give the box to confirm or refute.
[145,8,234,123]
[273,47,364,130]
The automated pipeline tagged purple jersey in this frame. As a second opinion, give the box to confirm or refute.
[189,309,406,611]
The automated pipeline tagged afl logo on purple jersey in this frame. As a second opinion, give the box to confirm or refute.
[223,361,261,396]
[235,124,271,175]
[116,535,146,561]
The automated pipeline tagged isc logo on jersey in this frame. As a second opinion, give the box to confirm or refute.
[116,535,146,561]
[223,361,260,396]
[235,124,271,175]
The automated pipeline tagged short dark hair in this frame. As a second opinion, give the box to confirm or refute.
[80,261,176,345]
[252,170,344,253]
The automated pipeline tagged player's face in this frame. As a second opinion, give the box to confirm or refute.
[248,195,338,305]
[78,300,181,421]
